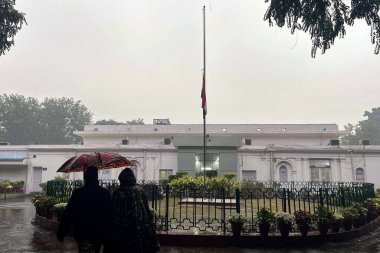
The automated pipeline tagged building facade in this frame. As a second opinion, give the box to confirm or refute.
[0,123,379,194]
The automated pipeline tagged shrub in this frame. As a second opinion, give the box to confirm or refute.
[294,210,312,226]
[53,175,66,181]
[223,173,236,181]
[314,206,333,225]
[51,203,67,212]
[257,207,275,224]
[168,171,188,182]
[39,182,47,193]
[275,211,294,225]
[352,202,368,217]
[227,212,248,224]
[332,212,344,222]
[341,207,359,220]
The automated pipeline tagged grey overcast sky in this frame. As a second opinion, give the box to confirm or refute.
[1,0,379,128]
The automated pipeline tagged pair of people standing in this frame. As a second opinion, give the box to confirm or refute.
[57,166,160,253]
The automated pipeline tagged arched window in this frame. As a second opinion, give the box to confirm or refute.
[356,168,365,182]
[279,166,288,181]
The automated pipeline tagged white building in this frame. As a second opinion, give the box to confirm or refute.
[0,122,379,194]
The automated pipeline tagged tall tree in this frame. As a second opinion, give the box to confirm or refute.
[0,0,26,56]
[342,107,380,145]
[264,0,380,57]
[0,94,41,144]
[39,97,93,144]
[0,94,92,144]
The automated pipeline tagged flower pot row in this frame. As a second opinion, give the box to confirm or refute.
[229,200,380,237]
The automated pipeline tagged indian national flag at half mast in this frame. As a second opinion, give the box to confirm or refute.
[201,71,207,115]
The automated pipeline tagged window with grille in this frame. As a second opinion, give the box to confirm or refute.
[279,166,288,181]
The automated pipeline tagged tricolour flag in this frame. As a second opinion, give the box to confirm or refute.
[201,72,207,115]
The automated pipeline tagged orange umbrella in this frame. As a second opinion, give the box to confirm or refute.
[57,152,133,173]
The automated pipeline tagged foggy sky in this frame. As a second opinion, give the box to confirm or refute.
[1,0,379,128]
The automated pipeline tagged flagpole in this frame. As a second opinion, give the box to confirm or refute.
[202,5,206,186]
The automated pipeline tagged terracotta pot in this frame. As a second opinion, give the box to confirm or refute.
[343,218,352,231]
[318,222,329,235]
[259,222,271,237]
[278,221,291,237]
[231,222,243,237]
[331,220,341,233]
[353,218,361,228]
[298,223,309,237]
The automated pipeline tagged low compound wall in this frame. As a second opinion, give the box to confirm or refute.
[34,215,380,248]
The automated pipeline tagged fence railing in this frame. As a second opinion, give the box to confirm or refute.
[46,180,375,233]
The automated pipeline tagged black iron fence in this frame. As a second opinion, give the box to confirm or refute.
[46,180,374,233]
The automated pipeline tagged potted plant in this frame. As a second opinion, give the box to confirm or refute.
[314,206,333,235]
[341,207,355,231]
[331,212,343,233]
[257,208,275,236]
[352,203,368,228]
[363,199,378,222]
[31,193,56,219]
[227,213,248,237]
[10,180,24,192]
[51,203,67,222]
[294,210,312,236]
[275,211,294,237]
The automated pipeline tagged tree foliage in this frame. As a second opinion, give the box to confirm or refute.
[0,94,92,144]
[94,119,126,125]
[127,118,145,125]
[0,0,26,56]
[94,118,145,125]
[264,0,380,57]
[341,107,380,145]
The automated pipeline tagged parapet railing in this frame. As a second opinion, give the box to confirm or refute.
[46,180,375,233]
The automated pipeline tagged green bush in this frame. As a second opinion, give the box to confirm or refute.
[223,173,236,181]
[10,180,24,187]
[168,171,188,182]
[341,207,359,220]
[257,207,275,224]
[53,175,66,181]
[314,206,333,225]
[39,182,47,193]
[0,181,11,188]
[31,193,56,208]
[169,175,240,195]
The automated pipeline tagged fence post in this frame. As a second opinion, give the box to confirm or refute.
[151,184,156,209]
[282,188,287,212]
[165,185,169,231]
[235,188,240,214]
[46,181,52,197]
[340,187,346,207]
[325,188,330,210]
[287,189,291,214]
[222,187,226,234]
[319,188,324,207]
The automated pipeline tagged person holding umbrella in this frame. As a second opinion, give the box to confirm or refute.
[57,166,112,253]
[111,168,160,252]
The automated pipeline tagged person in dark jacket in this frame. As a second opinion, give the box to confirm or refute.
[111,168,160,253]
[57,166,112,253]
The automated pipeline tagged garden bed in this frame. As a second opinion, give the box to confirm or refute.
[34,214,380,248]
